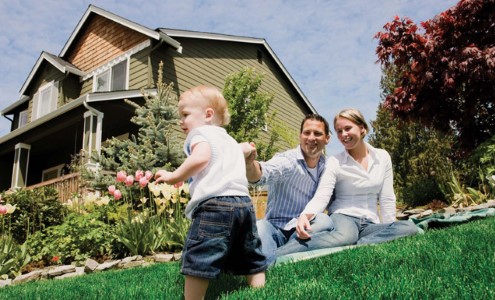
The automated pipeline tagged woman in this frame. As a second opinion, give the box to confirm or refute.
[276,108,418,256]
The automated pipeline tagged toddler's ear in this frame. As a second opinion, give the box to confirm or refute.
[205,108,214,120]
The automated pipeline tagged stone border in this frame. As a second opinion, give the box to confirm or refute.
[0,252,182,288]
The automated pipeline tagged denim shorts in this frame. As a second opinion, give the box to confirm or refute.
[181,196,269,279]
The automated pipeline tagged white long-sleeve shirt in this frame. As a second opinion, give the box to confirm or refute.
[301,142,396,224]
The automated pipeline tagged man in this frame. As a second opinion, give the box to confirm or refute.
[242,114,333,264]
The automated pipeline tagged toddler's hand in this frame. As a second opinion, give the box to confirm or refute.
[240,142,257,162]
[154,169,173,184]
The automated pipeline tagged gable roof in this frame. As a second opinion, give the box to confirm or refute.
[20,51,85,96]
[0,52,85,115]
[59,5,181,58]
[160,28,316,114]
[1,5,315,117]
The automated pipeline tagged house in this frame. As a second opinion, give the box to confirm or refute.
[0,4,317,193]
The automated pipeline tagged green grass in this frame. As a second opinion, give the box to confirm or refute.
[2,217,495,300]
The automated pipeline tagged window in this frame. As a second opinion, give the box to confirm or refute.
[95,70,110,92]
[42,164,65,181]
[94,59,128,92]
[18,110,28,128]
[32,81,58,121]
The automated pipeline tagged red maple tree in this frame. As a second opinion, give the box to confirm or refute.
[375,0,495,153]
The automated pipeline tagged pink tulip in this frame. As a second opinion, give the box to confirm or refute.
[125,175,134,187]
[116,171,127,183]
[113,189,122,200]
[135,170,144,181]
[108,185,116,195]
[145,170,153,180]
[139,177,149,188]
[0,205,7,215]
[174,182,184,188]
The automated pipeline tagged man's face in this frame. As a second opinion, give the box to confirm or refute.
[299,119,330,161]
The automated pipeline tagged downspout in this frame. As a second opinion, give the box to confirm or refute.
[83,95,101,115]
[3,114,13,122]
[147,39,165,87]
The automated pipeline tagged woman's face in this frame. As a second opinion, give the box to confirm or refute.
[334,117,365,151]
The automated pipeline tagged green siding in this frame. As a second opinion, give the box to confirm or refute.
[129,47,152,90]
[26,63,65,123]
[149,38,310,150]
[61,74,82,105]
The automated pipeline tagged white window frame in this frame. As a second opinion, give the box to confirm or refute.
[92,58,129,92]
[32,81,58,121]
[18,110,28,128]
[42,164,65,181]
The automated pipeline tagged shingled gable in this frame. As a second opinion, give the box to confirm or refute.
[0,4,317,192]
[59,4,182,58]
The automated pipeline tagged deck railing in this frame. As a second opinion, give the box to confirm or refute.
[26,173,81,203]
[24,173,268,216]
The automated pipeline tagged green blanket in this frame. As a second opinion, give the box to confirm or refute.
[275,208,495,266]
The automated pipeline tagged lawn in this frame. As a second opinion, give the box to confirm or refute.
[1,216,494,299]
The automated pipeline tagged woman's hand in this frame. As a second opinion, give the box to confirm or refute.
[296,214,314,240]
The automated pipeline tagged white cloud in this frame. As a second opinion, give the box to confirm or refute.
[0,0,458,155]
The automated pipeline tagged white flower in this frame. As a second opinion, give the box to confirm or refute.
[84,192,99,203]
[148,182,161,197]
[5,203,16,214]
[160,184,173,199]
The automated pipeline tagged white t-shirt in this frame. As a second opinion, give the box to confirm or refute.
[183,125,250,219]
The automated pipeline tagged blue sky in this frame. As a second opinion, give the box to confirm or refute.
[0,0,458,154]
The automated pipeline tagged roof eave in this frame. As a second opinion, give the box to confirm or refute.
[1,95,30,115]
[0,89,156,144]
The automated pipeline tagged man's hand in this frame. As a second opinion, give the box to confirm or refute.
[296,214,313,240]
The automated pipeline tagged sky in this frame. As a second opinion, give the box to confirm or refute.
[0,0,459,154]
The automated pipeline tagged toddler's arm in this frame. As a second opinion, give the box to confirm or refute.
[155,141,211,184]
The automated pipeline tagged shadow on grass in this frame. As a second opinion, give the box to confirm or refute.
[205,273,249,299]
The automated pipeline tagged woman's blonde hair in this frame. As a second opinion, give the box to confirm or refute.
[334,108,369,137]
[184,85,231,126]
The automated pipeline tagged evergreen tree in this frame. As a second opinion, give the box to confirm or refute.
[96,61,183,174]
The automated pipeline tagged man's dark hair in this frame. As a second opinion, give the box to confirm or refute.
[300,114,331,136]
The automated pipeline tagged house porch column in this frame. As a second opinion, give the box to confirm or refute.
[11,143,31,189]
[82,110,104,166]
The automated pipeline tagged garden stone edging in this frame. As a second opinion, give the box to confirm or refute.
[0,252,182,288]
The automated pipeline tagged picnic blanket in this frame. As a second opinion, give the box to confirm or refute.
[274,207,495,266]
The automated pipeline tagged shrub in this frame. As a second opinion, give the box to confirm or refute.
[26,212,117,265]
[3,188,68,244]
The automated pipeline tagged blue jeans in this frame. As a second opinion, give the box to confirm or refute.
[257,213,334,265]
[276,213,419,256]
[181,196,269,279]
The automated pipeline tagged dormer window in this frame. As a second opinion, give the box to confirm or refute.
[18,110,28,128]
[93,59,128,92]
[32,81,58,121]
